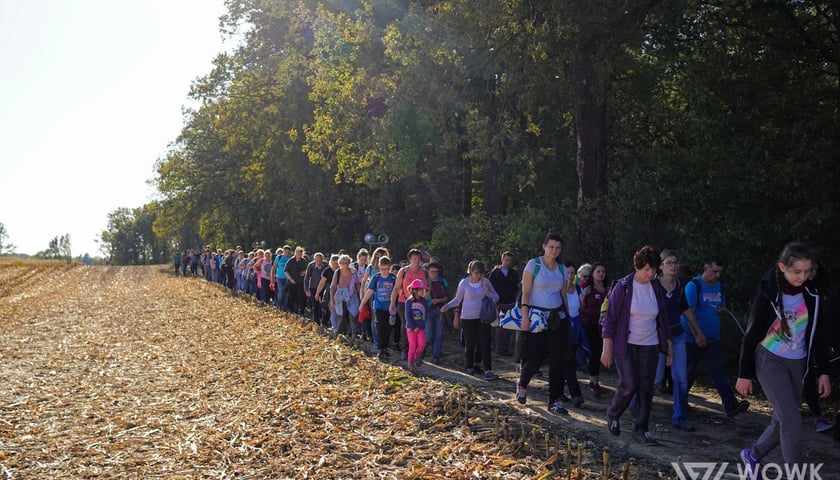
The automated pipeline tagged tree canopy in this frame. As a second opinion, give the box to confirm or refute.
[100,0,839,309]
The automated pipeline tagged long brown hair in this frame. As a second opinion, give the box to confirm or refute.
[774,242,815,337]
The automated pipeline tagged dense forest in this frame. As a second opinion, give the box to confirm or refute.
[101,0,839,312]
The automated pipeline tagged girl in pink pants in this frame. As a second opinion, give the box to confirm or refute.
[405,279,428,370]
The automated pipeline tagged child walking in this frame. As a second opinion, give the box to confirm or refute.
[736,242,831,475]
[405,279,429,371]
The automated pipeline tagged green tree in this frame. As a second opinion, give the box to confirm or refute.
[41,234,71,261]
[101,207,164,265]
[0,222,16,254]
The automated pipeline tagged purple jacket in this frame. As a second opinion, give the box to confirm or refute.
[601,272,671,358]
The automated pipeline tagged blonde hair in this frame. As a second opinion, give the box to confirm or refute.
[577,263,593,278]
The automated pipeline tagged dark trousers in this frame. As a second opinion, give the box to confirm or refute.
[686,340,739,411]
[563,348,583,397]
[582,317,603,377]
[396,302,407,352]
[607,344,659,433]
[260,279,273,304]
[375,309,392,351]
[461,318,492,371]
[518,322,571,404]
[495,326,513,355]
[803,365,822,417]
[309,288,322,324]
[287,283,305,315]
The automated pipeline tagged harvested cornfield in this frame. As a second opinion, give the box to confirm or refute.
[0,261,631,479]
[3,260,836,479]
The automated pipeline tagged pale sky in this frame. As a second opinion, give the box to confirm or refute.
[0,0,228,257]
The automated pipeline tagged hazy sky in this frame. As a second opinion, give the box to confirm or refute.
[0,0,228,256]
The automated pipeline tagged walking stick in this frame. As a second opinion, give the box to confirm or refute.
[724,309,746,336]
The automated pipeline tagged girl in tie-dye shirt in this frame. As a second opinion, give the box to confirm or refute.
[735,242,831,472]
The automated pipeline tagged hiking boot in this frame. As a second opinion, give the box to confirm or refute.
[589,381,604,397]
[633,431,660,446]
[572,396,585,408]
[608,417,620,436]
[726,400,750,417]
[516,384,527,405]
[740,448,760,479]
[548,400,568,415]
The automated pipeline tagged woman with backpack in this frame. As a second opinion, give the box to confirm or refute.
[736,242,831,475]
[601,245,672,445]
[441,260,500,379]
[514,233,572,414]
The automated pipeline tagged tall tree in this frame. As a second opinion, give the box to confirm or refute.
[0,222,16,254]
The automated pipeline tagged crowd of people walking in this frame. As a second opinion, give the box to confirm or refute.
[174,236,839,472]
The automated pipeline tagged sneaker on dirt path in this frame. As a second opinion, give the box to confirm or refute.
[633,431,660,446]
[548,400,568,415]
[608,417,620,436]
[726,400,750,417]
[815,415,833,433]
[672,421,696,432]
[516,384,527,405]
[740,448,760,479]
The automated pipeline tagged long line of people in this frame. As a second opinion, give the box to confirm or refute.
[174,236,838,465]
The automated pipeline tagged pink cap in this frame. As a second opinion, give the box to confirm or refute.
[408,278,427,290]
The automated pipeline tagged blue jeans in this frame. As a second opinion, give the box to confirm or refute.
[670,334,689,425]
[328,305,338,332]
[686,339,739,412]
[425,309,444,359]
[274,278,288,310]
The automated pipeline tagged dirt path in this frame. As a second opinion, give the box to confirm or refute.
[429,332,840,478]
[0,264,837,479]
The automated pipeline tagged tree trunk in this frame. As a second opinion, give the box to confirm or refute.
[455,115,472,217]
[572,55,608,206]
[481,86,506,215]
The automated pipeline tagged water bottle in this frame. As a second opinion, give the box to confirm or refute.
[389,313,397,326]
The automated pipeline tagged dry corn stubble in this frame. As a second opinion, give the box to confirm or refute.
[1,261,627,479]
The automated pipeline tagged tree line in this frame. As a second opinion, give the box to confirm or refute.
[0,223,78,262]
[99,1,840,312]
